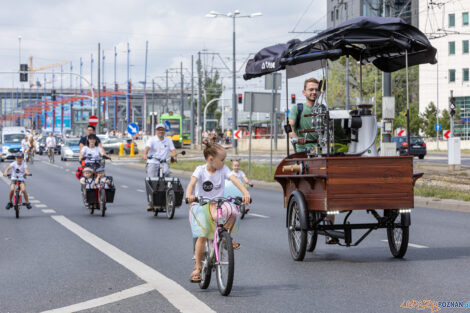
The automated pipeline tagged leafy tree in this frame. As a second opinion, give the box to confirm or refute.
[394,102,422,135]
[420,102,437,137]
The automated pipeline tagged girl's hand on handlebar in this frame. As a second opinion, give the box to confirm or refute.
[242,194,251,205]
[186,195,196,203]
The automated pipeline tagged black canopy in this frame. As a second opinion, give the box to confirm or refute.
[244,16,437,80]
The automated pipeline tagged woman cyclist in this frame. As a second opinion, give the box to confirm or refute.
[79,134,107,171]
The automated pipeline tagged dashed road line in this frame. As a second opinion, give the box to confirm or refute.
[136,189,145,192]
[41,283,154,313]
[29,200,41,203]
[34,204,47,208]
[41,209,56,214]
[51,215,215,313]
[121,185,129,188]
[381,240,428,248]
[250,213,270,218]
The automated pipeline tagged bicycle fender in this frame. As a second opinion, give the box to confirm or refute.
[287,190,309,231]
[401,212,411,227]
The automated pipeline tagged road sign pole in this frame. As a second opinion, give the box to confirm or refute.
[450,90,454,138]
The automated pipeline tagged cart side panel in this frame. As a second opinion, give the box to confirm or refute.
[326,157,414,210]
[282,178,328,211]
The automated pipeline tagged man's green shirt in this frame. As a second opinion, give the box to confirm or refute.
[288,103,317,151]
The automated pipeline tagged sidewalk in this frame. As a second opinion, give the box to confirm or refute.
[123,161,470,213]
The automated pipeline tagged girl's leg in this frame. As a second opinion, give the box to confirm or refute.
[194,237,206,269]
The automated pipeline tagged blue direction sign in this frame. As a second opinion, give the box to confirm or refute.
[164,120,171,132]
[127,123,139,136]
[435,123,442,131]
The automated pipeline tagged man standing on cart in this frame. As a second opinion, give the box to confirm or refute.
[288,78,337,244]
[143,123,177,211]
[288,78,320,152]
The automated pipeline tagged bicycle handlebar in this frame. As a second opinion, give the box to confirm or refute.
[6,173,32,178]
[185,196,252,205]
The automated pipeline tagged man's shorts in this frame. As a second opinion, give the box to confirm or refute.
[146,162,170,177]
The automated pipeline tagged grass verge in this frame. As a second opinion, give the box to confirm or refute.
[170,160,277,182]
[415,184,470,202]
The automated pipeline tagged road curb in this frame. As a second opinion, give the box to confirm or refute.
[122,162,470,212]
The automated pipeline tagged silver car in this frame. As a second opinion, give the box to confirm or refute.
[60,138,81,161]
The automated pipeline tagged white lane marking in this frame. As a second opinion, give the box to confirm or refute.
[29,200,41,203]
[136,189,145,192]
[29,196,35,199]
[65,169,70,172]
[51,215,215,313]
[41,209,56,214]
[41,283,154,313]
[381,240,428,248]
[121,185,129,188]
[250,213,270,218]
[35,204,47,208]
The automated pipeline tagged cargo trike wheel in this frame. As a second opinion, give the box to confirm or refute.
[287,196,307,261]
[166,189,175,219]
[387,212,410,258]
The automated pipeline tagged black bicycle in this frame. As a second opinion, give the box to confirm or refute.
[7,173,32,219]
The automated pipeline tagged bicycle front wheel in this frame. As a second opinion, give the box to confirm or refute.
[199,241,213,290]
[216,230,234,296]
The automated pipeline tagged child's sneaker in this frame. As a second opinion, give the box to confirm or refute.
[26,203,32,210]
[5,202,12,210]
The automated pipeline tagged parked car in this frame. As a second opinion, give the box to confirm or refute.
[60,138,81,161]
[101,137,139,155]
[392,136,427,159]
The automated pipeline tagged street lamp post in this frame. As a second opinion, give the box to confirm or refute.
[206,10,262,153]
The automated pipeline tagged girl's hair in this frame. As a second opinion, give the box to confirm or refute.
[230,158,241,164]
[202,139,224,160]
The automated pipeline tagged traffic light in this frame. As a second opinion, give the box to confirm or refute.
[19,64,28,82]
[450,96,456,116]
[238,93,242,104]
[51,89,57,101]
[291,94,296,104]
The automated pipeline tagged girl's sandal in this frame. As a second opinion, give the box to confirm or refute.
[190,267,202,283]
[232,241,241,250]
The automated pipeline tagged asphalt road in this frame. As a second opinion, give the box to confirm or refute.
[1,155,470,313]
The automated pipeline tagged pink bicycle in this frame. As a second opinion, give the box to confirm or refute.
[187,196,251,296]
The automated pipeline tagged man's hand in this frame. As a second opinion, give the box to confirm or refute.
[297,138,306,145]
[143,154,148,161]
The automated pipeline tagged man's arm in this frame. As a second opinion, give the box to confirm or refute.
[170,149,177,160]
[3,165,11,176]
[143,146,150,160]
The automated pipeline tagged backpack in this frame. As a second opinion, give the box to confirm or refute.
[76,166,83,180]
[294,103,303,130]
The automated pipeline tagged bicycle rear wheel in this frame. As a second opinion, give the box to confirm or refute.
[199,241,213,289]
[215,230,234,296]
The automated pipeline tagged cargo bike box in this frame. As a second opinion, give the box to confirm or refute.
[145,177,184,208]
[86,176,116,204]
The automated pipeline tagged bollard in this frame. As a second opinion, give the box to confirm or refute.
[130,142,135,157]
[119,143,124,156]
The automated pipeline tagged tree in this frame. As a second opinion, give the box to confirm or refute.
[394,102,422,135]
[420,102,437,137]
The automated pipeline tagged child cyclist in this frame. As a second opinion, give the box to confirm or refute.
[224,158,253,212]
[4,154,32,210]
[186,140,250,283]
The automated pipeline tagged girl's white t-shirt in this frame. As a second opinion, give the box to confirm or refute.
[82,146,101,162]
[192,164,231,199]
[229,170,246,182]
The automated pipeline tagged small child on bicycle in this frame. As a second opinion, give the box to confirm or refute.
[94,168,112,189]
[3,154,32,210]
[224,158,253,212]
[186,140,250,283]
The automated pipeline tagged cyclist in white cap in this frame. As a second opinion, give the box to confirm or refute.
[143,123,177,210]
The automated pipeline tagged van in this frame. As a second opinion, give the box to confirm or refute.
[1,127,27,161]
